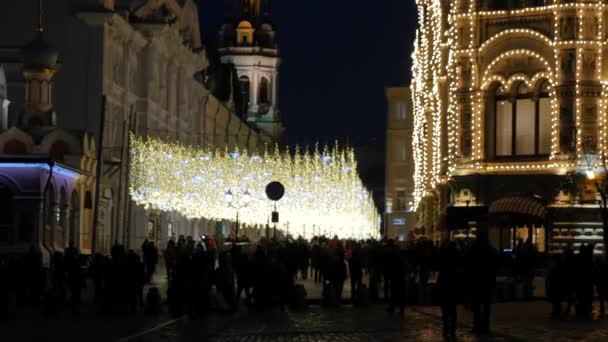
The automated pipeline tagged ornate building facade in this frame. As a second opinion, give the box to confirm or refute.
[0,0,277,257]
[412,0,608,253]
[385,87,417,240]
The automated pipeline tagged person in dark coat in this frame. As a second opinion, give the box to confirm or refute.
[466,231,497,334]
[438,241,462,338]
[142,240,158,283]
[67,254,82,314]
[311,243,321,282]
[214,253,236,312]
[232,245,253,305]
[595,257,608,317]
[575,244,594,319]
[164,239,177,282]
[51,252,66,303]
[546,254,564,319]
[348,243,364,301]
[331,246,348,304]
[387,241,407,315]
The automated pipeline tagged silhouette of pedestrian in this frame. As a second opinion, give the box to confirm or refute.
[387,241,407,315]
[348,243,363,301]
[575,244,594,319]
[438,240,461,338]
[466,231,497,334]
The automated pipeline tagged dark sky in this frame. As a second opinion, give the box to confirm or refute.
[196,0,417,146]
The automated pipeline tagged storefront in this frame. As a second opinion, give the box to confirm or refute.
[488,196,546,252]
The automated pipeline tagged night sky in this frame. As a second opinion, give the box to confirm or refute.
[196,0,418,146]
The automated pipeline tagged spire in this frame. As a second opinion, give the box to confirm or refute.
[263,0,271,20]
[37,0,44,33]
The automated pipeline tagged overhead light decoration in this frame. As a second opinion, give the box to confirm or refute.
[129,135,380,240]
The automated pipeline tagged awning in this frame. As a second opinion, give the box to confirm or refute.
[489,196,546,226]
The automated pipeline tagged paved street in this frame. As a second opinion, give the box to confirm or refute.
[121,302,608,342]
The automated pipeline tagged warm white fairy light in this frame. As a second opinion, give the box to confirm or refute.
[411,1,606,212]
[129,135,380,240]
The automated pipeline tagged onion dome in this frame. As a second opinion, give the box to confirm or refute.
[22,32,59,70]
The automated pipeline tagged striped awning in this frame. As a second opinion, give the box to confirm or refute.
[489,196,546,225]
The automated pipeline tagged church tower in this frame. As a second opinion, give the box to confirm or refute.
[219,0,283,142]
[20,0,59,129]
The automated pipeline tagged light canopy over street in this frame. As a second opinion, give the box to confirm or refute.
[130,135,380,239]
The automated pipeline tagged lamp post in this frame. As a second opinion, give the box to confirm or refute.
[224,189,251,242]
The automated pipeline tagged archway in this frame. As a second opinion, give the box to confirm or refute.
[58,187,67,248]
[237,75,251,119]
[0,183,13,243]
[45,183,56,247]
[70,190,80,248]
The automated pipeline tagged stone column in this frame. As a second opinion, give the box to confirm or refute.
[555,8,577,156]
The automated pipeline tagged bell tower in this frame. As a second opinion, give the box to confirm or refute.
[20,0,59,129]
[219,0,283,142]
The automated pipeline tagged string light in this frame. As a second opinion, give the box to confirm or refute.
[411,1,605,212]
[129,135,380,240]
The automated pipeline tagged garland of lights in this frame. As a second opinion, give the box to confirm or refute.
[411,1,607,211]
[129,135,380,240]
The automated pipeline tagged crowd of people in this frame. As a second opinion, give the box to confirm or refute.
[546,243,608,320]
[0,231,606,339]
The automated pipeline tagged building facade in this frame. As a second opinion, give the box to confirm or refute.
[0,0,277,256]
[412,0,608,253]
[385,87,417,240]
[0,15,100,260]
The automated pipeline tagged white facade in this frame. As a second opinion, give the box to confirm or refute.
[0,0,268,253]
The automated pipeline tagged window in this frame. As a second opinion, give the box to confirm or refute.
[494,81,551,157]
[395,191,407,211]
[259,78,270,104]
[397,102,407,120]
[399,142,407,161]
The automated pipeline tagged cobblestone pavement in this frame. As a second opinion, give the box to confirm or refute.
[127,302,608,342]
[131,306,519,342]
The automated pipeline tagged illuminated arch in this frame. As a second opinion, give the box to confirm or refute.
[479,29,552,53]
[482,49,553,88]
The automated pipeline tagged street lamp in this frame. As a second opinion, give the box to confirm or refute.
[224,189,251,242]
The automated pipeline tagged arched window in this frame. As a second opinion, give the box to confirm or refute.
[259,77,270,104]
[46,184,56,228]
[70,190,80,247]
[58,188,67,248]
[237,75,250,119]
[0,183,13,243]
[494,81,551,157]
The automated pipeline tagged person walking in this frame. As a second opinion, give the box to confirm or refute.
[387,241,407,315]
[466,231,498,335]
[164,239,177,282]
[142,240,158,283]
[348,243,363,301]
[438,240,462,338]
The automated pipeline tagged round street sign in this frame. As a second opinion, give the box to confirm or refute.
[265,181,285,201]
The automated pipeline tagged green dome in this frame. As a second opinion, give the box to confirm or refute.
[22,32,59,70]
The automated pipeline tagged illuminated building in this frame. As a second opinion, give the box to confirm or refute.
[129,136,380,240]
[0,5,99,260]
[385,87,417,240]
[412,0,607,253]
